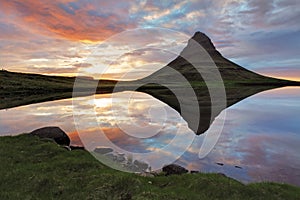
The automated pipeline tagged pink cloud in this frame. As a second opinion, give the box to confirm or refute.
[0,0,136,42]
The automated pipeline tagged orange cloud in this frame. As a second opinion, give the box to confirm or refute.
[1,0,136,42]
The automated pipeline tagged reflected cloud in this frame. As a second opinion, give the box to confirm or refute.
[0,87,300,185]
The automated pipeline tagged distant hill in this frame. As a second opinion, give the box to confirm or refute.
[0,70,116,109]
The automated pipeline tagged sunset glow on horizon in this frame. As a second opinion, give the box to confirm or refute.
[0,0,299,81]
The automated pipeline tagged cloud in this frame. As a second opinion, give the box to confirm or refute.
[0,0,299,80]
[28,66,79,74]
[0,0,136,42]
[73,63,92,68]
[237,133,300,185]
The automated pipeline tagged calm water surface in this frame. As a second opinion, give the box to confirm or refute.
[1,87,300,186]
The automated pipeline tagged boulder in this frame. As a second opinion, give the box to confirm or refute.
[94,147,113,154]
[30,127,70,146]
[132,160,149,172]
[162,164,188,176]
[70,146,85,150]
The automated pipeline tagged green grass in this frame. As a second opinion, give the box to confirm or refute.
[0,70,117,109]
[0,134,299,200]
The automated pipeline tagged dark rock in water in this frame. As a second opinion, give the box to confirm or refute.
[63,146,85,151]
[191,170,199,174]
[70,146,85,151]
[133,160,149,172]
[30,127,70,146]
[216,162,224,166]
[235,165,243,169]
[94,147,113,154]
[116,153,126,162]
[162,164,188,176]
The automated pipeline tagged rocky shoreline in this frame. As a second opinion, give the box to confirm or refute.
[28,126,213,177]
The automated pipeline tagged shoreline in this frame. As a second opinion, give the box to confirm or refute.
[1,133,300,199]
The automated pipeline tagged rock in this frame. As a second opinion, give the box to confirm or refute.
[190,170,199,174]
[235,165,242,169]
[94,147,113,154]
[162,164,188,176]
[70,146,85,150]
[116,153,126,162]
[133,160,149,172]
[64,146,85,151]
[216,162,224,166]
[30,127,70,146]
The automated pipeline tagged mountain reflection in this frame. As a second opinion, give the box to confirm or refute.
[1,87,300,185]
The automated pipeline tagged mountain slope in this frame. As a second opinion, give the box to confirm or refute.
[132,32,300,135]
[139,31,290,84]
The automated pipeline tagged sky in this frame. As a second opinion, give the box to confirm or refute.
[0,0,299,81]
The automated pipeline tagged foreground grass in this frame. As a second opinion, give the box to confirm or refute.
[0,135,299,200]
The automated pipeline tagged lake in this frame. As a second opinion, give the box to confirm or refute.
[1,86,300,186]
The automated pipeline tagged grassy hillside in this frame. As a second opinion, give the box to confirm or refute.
[0,134,299,200]
[0,70,117,109]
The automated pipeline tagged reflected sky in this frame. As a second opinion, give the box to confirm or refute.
[1,87,300,186]
[181,86,300,186]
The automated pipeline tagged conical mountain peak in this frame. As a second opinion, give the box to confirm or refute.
[141,31,271,82]
[189,31,216,51]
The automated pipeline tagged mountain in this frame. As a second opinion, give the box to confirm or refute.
[131,32,300,135]
[139,31,287,83]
